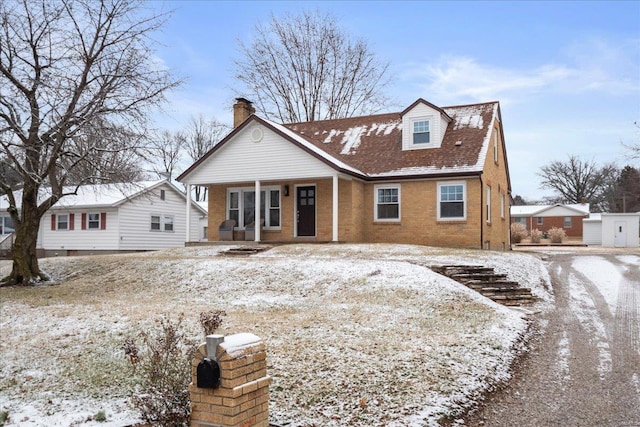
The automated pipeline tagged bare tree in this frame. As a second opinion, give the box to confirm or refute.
[183,115,229,201]
[62,119,148,185]
[0,0,180,286]
[234,10,392,123]
[145,129,185,180]
[537,155,618,211]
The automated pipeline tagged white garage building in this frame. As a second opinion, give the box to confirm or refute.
[583,212,640,248]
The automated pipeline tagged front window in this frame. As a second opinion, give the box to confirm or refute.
[88,213,100,229]
[438,182,466,220]
[537,217,543,225]
[228,187,281,229]
[413,120,430,144]
[375,185,400,221]
[514,217,526,224]
[564,217,572,228]
[57,214,69,230]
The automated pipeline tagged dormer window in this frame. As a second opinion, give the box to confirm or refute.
[413,120,430,144]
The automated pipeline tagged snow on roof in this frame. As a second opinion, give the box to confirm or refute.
[262,118,366,176]
[0,180,187,211]
[511,203,590,216]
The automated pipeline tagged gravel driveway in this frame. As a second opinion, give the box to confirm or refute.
[463,248,640,426]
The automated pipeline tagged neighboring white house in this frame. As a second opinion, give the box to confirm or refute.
[0,180,208,257]
[583,212,640,248]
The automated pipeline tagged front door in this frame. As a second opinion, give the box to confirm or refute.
[296,186,316,237]
[614,221,626,247]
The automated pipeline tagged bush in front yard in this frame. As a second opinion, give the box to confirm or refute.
[510,222,528,243]
[123,314,196,427]
[530,229,543,243]
[548,227,566,243]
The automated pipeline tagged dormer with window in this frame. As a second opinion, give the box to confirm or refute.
[401,99,452,151]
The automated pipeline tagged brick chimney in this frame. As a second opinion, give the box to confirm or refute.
[233,98,255,128]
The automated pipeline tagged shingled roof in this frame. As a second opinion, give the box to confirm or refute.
[283,101,500,179]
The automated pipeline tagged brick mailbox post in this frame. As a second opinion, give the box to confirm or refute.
[189,333,271,427]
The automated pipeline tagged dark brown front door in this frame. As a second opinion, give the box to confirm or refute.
[296,186,316,237]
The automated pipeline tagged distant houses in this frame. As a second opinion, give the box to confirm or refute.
[0,180,207,257]
[511,203,590,238]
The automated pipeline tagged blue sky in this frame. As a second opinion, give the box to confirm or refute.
[150,1,640,201]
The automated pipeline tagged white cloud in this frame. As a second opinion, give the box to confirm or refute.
[401,37,640,106]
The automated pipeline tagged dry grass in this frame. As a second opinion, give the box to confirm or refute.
[0,244,550,426]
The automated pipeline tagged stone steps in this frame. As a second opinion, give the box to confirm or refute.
[431,264,537,307]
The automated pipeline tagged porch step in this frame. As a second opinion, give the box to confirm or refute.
[430,264,537,307]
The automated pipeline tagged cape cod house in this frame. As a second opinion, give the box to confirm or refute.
[0,180,207,257]
[178,98,512,250]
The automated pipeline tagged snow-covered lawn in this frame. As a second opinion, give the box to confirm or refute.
[0,244,552,426]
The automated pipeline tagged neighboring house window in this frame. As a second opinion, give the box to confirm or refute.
[164,215,174,232]
[500,193,505,219]
[486,185,491,223]
[1,216,14,234]
[375,185,400,221]
[160,190,165,201]
[514,217,526,225]
[228,187,281,229]
[150,214,173,232]
[438,182,466,220]
[57,214,69,230]
[537,217,543,225]
[413,120,430,144]
[564,217,572,228]
[151,215,161,231]
[87,213,100,229]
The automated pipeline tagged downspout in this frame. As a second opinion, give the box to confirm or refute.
[479,174,484,249]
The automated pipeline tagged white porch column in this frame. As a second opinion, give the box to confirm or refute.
[332,174,339,242]
[185,184,192,243]
[255,180,261,242]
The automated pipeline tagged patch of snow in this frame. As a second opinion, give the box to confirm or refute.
[339,126,366,155]
[572,256,622,315]
[556,330,571,384]
[567,272,612,380]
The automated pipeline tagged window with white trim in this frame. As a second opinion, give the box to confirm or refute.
[438,182,466,220]
[514,217,526,224]
[164,215,174,231]
[227,187,281,229]
[150,214,174,232]
[500,193,505,219]
[151,215,161,231]
[0,216,14,235]
[413,120,430,144]
[564,216,572,228]
[57,214,69,230]
[87,213,100,229]
[537,217,543,225]
[486,185,491,223]
[374,185,400,221]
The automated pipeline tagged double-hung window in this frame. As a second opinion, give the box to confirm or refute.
[57,214,69,230]
[438,182,466,220]
[375,185,400,221]
[150,214,174,232]
[87,213,100,229]
[564,217,572,228]
[413,120,430,144]
[228,187,281,229]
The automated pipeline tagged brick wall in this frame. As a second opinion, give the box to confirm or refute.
[189,333,271,427]
[511,215,586,238]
